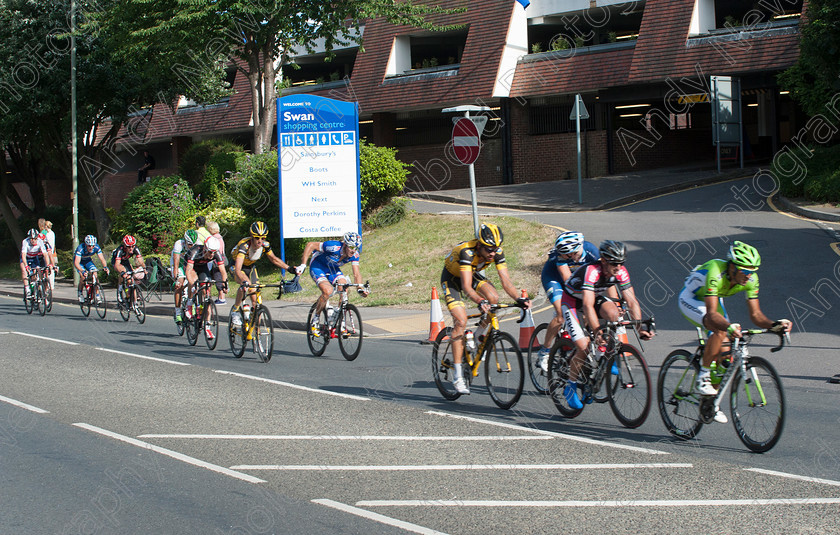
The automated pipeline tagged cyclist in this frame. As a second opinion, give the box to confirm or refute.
[440,223,531,395]
[677,240,791,423]
[20,229,53,297]
[229,221,296,327]
[112,235,146,306]
[560,240,653,409]
[298,231,369,338]
[184,235,229,339]
[536,231,600,372]
[73,235,110,302]
[171,229,198,323]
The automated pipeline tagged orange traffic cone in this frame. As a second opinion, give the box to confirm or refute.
[425,286,446,344]
[518,289,537,350]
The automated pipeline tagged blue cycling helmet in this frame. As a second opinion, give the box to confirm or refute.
[554,231,584,255]
[84,235,97,246]
[342,231,362,249]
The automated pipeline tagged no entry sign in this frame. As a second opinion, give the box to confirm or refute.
[452,117,480,165]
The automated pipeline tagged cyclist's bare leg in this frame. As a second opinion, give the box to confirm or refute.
[475,282,499,331]
[568,337,589,381]
[449,303,468,365]
[701,323,727,369]
[314,279,336,316]
[543,300,564,348]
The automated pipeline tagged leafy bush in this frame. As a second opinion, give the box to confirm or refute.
[365,197,411,229]
[179,139,245,186]
[111,175,198,254]
[227,152,280,230]
[359,139,411,216]
[203,206,248,244]
[772,143,840,202]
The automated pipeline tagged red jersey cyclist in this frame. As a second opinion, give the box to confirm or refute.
[441,223,531,395]
[677,240,791,423]
[560,240,653,409]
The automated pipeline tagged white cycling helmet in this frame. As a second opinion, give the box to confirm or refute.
[84,235,97,246]
[342,231,362,249]
[204,236,221,252]
[554,231,584,255]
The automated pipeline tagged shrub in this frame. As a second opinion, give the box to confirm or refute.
[365,197,411,229]
[203,206,249,245]
[227,152,280,230]
[772,143,840,202]
[111,175,198,254]
[179,139,245,186]
[359,139,411,216]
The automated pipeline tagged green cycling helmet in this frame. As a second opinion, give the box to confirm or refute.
[727,240,761,269]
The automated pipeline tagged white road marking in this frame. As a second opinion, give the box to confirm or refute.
[233,463,692,471]
[0,394,49,413]
[356,498,840,508]
[312,499,448,535]
[214,370,370,401]
[745,468,840,487]
[426,410,669,455]
[96,347,191,366]
[138,434,553,441]
[73,423,265,484]
[13,332,79,345]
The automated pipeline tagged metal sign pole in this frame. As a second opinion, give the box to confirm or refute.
[576,95,583,204]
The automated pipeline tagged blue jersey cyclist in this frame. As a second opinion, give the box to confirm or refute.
[73,235,110,302]
[536,231,600,373]
[677,240,791,423]
[298,231,369,337]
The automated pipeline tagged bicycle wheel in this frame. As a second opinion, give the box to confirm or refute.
[431,327,467,401]
[36,281,46,316]
[547,338,584,418]
[44,282,52,313]
[204,300,218,350]
[606,345,651,428]
[527,323,549,394]
[133,288,146,324]
[306,303,329,357]
[80,285,91,317]
[338,304,363,361]
[484,331,525,409]
[93,283,107,319]
[730,356,785,453]
[185,307,199,346]
[253,306,274,363]
[657,349,704,440]
[228,308,246,358]
[118,288,130,321]
[23,283,33,314]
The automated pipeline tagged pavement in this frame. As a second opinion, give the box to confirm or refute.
[4,164,838,338]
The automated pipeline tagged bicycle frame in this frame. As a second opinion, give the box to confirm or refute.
[322,282,368,332]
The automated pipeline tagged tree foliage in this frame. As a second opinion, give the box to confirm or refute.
[97,0,465,153]
[779,1,840,117]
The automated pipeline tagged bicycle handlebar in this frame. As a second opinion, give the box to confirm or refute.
[738,328,790,353]
[600,317,656,334]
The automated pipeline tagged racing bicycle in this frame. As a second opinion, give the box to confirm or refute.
[23,266,52,316]
[307,281,369,361]
[79,270,107,319]
[117,268,146,323]
[185,280,223,350]
[657,327,789,452]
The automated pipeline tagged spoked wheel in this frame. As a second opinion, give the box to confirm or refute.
[253,307,274,363]
[526,323,549,394]
[431,327,468,401]
[44,282,52,313]
[338,304,363,361]
[185,309,199,346]
[606,345,651,428]
[23,283,34,314]
[203,300,218,350]
[133,288,146,324]
[547,338,584,418]
[484,331,525,410]
[228,308,246,358]
[93,283,107,319]
[730,356,785,453]
[176,315,185,336]
[306,303,329,357]
[118,288,130,322]
[657,349,704,440]
[36,281,47,316]
[80,285,91,317]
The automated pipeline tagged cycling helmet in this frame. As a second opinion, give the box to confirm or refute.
[342,231,362,249]
[183,229,198,246]
[27,228,38,240]
[554,231,584,255]
[599,240,626,264]
[250,221,269,238]
[727,240,761,268]
[84,235,97,246]
[204,236,221,252]
[122,235,137,247]
[478,223,503,248]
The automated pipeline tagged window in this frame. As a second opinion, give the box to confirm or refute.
[528,2,645,54]
[713,0,802,32]
[528,98,605,134]
[386,29,467,77]
[282,48,357,87]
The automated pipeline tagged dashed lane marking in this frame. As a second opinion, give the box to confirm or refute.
[232,463,692,471]
[313,499,448,535]
[745,467,840,487]
[138,434,553,441]
[214,370,370,401]
[355,497,840,508]
[0,394,49,413]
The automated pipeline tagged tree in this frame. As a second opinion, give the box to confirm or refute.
[779,1,840,118]
[100,0,463,154]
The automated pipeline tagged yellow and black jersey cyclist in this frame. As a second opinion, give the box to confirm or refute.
[440,223,530,395]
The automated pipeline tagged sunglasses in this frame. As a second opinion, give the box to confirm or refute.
[483,246,498,254]
[606,261,624,267]
[736,267,757,276]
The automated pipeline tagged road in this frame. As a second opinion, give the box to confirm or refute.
[3,179,840,533]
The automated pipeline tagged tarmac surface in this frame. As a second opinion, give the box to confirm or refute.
[4,163,838,336]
